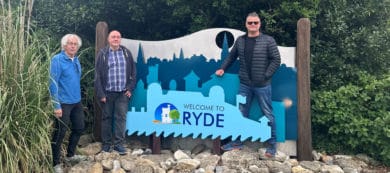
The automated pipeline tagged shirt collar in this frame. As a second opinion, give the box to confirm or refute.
[61,51,77,61]
[109,46,122,52]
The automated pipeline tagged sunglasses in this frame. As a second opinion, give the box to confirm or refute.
[247,21,259,25]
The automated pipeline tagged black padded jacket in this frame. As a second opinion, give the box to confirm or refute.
[220,33,281,87]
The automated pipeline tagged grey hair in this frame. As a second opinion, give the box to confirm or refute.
[61,34,82,50]
[247,12,261,21]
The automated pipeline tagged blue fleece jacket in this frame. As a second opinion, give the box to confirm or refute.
[49,51,82,109]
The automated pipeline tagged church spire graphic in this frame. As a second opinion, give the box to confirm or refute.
[221,33,229,61]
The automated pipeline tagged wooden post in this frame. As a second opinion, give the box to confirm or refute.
[296,18,312,161]
[213,138,221,155]
[150,134,161,154]
[93,22,108,141]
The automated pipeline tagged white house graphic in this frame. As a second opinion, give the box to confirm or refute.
[161,104,172,124]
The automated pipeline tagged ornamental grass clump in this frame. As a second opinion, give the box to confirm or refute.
[0,0,54,172]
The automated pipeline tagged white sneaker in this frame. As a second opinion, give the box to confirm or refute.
[53,164,63,173]
[65,155,87,164]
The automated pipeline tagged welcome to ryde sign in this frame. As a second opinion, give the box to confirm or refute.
[95,19,311,160]
[123,28,295,151]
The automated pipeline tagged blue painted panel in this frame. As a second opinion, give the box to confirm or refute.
[127,83,286,142]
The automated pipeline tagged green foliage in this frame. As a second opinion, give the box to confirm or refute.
[311,0,390,165]
[32,0,319,44]
[32,0,103,40]
[0,0,54,172]
[78,47,96,134]
[125,0,319,44]
[259,0,319,46]
[105,0,277,40]
[312,72,390,165]
[311,0,390,90]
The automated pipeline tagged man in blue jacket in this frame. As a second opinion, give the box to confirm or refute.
[215,12,281,157]
[49,34,85,172]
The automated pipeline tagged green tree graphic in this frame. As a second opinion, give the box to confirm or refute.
[169,110,180,124]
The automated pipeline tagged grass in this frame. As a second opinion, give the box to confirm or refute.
[0,0,54,172]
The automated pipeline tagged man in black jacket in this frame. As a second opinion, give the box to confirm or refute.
[94,30,137,155]
[215,12,281,157]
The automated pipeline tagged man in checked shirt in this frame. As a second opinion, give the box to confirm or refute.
[94,30,137,155]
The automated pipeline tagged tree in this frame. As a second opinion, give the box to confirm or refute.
[311,0,390,90]
[32,0,103,41]
[311,0,390,164]
[32,0,319,45]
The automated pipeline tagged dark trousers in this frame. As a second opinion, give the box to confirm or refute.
[51,102,85,166]
[101,91,129,147]
[238,83,276,155]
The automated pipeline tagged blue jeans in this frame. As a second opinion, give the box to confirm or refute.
[51,102,85,166]
[238,83,276,155]
[101,91,129,147]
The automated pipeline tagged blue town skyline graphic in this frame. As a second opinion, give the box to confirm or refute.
[127,32,297,141]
